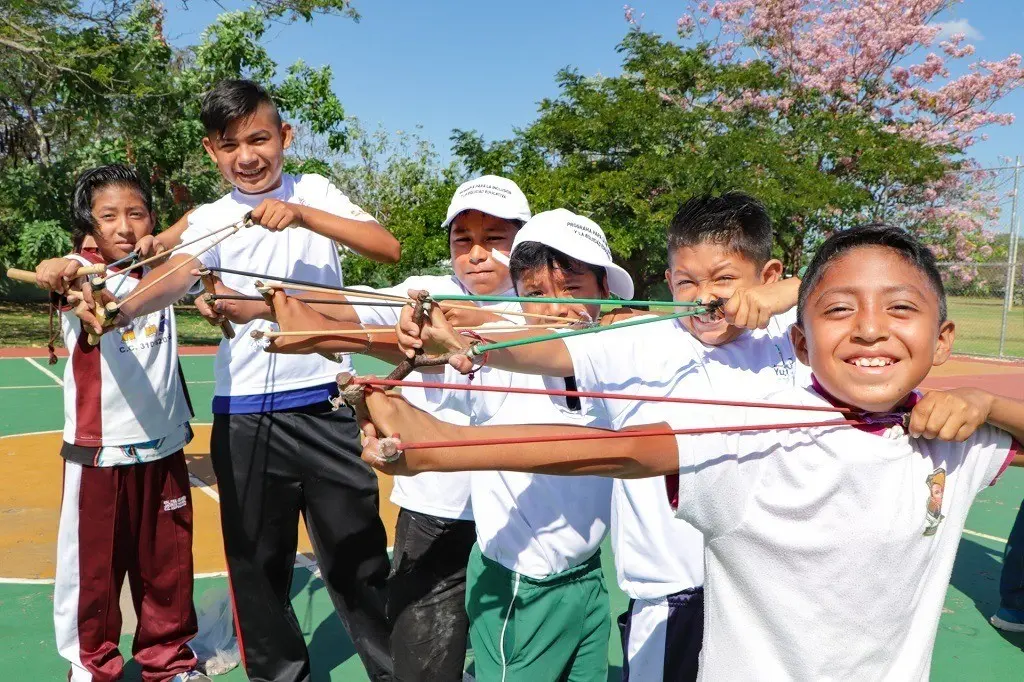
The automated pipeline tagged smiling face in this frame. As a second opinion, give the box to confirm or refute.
[791,245,955,413]
[89,185,154,262]
[516,262,608,323]
[666,242,782,346]
[449,210,518,295]
[202,103,292,195]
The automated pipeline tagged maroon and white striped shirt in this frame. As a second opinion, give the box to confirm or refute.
[59,250,192,466]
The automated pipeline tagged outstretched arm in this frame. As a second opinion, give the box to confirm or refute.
[358,385,678,478]
[396,289,576,376]
[266,290,410,366]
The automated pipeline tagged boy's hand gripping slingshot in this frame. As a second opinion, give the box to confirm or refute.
[89,212,256,345]
[332,291,470,425]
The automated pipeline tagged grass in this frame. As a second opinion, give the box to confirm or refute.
[0,302,223,348]
[0,297,1021,358]
[947,296,1024,358]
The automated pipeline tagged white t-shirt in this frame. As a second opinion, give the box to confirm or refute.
[436,362,611,579]
[60,252,192,461]
[352,274,527,521]
[670,386,1017,681]
[177,173,376,411]
[565,310,810,598]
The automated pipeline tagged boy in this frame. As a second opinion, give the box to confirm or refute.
[360,224,1024,680]
[97,80,401,681]
[400,193,806,680]
[259,175,532,680]
[39,165,206,682]
[435,209,627,680]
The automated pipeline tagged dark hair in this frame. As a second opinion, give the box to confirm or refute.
[667,192,773,265]
[509,241,608,293]
[70,165,152,249]
[796,223,947,324]
[200,79,280,136]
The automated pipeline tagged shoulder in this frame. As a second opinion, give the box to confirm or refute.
[187,193,240,228]
[292,173,331,193]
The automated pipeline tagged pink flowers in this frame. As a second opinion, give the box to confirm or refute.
[670,0,1023,260]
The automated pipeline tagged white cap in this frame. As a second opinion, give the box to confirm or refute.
[511,208,634,299]
[441,175,531,228]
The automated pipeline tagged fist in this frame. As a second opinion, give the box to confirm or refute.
[909,388,994,442]
[251,199,303,231]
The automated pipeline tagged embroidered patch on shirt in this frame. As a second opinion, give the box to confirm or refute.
[923,468,946,536]
[162,495,187,512]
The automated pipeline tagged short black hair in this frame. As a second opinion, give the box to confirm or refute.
[200,79,281,136]
[796,223,947,324]
[667,192,773,266]
[509,241,608,293]
[70,165,152,250]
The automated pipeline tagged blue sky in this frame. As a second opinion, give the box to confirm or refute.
[164,1,1024,226]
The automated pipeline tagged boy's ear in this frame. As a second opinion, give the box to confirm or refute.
[790,323,810,366]
[202,136,217,164]
[760,258,784,284]
[932,320,955,367]
[664,268,673,294]
[280,122,293,150]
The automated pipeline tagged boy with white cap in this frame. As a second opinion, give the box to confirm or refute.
[266,175,532,680]
[406,208,631,680]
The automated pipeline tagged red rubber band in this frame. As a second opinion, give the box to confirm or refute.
[353,377,853,415]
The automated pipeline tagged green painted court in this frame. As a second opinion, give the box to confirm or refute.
[1,353,1022,680]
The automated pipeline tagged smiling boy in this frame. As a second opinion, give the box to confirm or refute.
[100,79,401,681]
[399,192,806,680]
[251,175,531,681]
[360,224,1024,680]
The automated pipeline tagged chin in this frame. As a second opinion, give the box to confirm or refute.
[820,371,915,413]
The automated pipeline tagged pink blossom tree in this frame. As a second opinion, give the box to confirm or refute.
[641,0,1023,265]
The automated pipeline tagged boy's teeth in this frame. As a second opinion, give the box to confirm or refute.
[852,357,893,367]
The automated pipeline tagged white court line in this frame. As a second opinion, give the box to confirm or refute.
[962,528,1008,544]
[0,384,60,390]
[24,357,63,386]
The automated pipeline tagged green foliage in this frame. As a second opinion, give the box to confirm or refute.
[0,0,355,270]
[16,220,72,269]
[331,121,459,287]
[453,31,950,295]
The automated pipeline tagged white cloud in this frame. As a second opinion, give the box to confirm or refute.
[933,18,983,41]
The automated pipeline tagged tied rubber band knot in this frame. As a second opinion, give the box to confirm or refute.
[856,411,912,431]
[458,330,489,380]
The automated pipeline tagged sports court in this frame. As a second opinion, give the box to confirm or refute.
[2,350,1022,680]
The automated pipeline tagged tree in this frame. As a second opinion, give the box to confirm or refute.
[668,0,1024,262]
[331,121,459,288]
[453,30,950,296]
[0,0,356,270]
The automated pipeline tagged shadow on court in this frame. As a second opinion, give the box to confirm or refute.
[948,537,1024,652]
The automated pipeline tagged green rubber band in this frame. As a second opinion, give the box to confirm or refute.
[471,308,708,355]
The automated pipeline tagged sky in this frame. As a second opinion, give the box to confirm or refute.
[163,0,1024,228]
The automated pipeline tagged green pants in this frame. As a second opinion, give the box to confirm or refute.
[465,545,610,681]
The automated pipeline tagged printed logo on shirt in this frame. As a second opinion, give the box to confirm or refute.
[923,468,946,536]
[772,344,795,379]
[162,495,187,512]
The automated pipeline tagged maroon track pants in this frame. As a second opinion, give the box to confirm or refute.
[54,451,198,681]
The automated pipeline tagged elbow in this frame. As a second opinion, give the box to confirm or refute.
[383,241,401,264]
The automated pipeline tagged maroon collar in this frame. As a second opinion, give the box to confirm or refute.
[810,375,917,435]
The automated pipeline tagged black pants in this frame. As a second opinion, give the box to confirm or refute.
[387,508,476,681]
[211,402,393,682]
